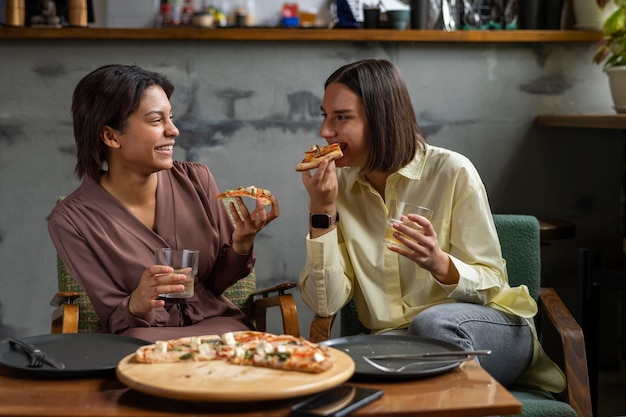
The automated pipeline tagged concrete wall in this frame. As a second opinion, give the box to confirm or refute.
[0,38,623,367]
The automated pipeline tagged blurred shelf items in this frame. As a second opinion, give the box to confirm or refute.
[0,0,589,31]
[149,0,577,31]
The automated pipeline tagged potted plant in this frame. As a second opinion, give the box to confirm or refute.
[574,0,617,29]
[593,0,626,112]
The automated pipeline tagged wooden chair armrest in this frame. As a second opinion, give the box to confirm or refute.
[251,282,299,337]
[50,292,81,334]
[249,282,296,297]
[49,291,82,307]
[309,315,336,343]
[539,287,592,417]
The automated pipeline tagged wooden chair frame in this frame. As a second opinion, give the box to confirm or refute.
[51,282,300,337]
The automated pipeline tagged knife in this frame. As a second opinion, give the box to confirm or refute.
[365,349,491,360]
[6,337,66,370]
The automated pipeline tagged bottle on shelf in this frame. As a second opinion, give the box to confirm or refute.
[155,0,171,28]
[181,0,195,25]
[170,0,182,25]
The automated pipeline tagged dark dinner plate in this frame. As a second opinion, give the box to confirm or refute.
[0,333,149,377]
[320,335,465,381]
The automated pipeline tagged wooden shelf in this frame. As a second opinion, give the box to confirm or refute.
[535,114,626,130]
[0,27,604,43]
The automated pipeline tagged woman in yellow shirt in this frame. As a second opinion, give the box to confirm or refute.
[299,59,565,392]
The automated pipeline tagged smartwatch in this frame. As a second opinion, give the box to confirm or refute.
[310,213,340,229]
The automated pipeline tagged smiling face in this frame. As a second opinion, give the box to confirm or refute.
[320,82,370,169]
[103,85,179,176]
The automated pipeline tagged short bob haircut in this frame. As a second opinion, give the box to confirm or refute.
[71,64,174,181]
[324,59,425,174]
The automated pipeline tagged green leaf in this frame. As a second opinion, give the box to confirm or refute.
[604,8,626,35]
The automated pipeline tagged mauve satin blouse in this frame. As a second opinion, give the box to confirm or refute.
[48,162,255,339]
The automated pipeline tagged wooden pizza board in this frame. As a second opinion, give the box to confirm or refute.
[116,347,355,402]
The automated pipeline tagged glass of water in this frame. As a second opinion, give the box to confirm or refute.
[154,248,199,298]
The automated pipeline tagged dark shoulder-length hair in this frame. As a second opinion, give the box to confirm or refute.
[324,59,425,174]
[71,64,174,181]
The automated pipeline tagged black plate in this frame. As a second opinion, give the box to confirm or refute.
[0,333,149,377]
[320,335,464,381]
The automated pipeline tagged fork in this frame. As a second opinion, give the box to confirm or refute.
[26,348,45,367]
[6,337,45,368]
[362,355,474,373]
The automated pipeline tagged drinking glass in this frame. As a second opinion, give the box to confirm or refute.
[154,248,199,298]
[385,200,433,250]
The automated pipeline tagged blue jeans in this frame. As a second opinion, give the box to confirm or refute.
[407,302,533,387]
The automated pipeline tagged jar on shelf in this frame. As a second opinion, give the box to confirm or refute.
[5,0,26,27]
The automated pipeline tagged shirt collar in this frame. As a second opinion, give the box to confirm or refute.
[344,144,429,190]
[397,146,428,180]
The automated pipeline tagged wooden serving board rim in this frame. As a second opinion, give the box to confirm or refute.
[116,346,355,402]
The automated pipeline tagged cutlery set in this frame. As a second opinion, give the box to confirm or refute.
[362,349,491,373]
[5,337,65,369]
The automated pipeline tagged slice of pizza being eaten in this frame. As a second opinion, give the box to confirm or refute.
[217,186,273,206]
[295,143,343,172]
[134,331,335,374]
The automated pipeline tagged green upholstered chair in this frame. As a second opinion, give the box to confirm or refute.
[309,214,592,417]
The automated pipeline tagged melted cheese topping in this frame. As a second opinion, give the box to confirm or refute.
[155,341,168,355]
[222,332,236,345]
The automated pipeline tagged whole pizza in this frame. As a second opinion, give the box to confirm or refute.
[135,331,335,374]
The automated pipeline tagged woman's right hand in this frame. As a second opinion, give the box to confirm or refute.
[301,159,339,238]
[301,159,338,211]
[129,265,186,318]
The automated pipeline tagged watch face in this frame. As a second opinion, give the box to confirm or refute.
[311,214,331,229]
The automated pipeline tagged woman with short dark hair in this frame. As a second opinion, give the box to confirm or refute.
[49,64,278,342]
[323,59,424,174]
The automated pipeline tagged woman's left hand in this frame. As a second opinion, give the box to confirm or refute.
[387,213,459,285]
[228,195,279,254]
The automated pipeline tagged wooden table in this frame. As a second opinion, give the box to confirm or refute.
[0,360,520,417]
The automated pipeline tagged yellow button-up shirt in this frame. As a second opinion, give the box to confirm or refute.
[299,144,566,392]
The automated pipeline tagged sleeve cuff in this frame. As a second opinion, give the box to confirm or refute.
[306,229,341,271]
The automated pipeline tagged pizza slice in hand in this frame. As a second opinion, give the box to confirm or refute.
[295,143,343,172]
[217,186,273,206]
